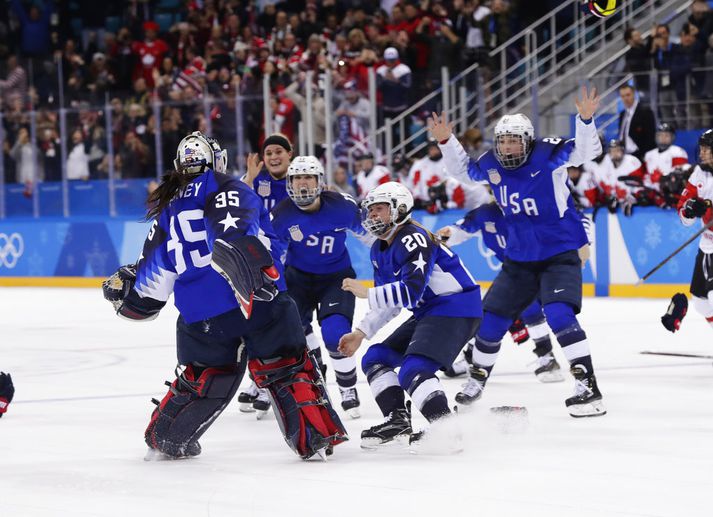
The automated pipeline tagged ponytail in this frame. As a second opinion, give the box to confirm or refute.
[145,170,200,221]
[409,220,441,246]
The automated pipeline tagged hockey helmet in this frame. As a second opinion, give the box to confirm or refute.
[174,131,227,174]
[361,181,413,237]
[286,155,325,207]
[655,122,676,151]
[698,129,713,171]
[494,113,534,169]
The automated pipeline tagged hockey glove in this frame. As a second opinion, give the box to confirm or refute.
[211,236,279,319]
[606,196,618,214]
[682,197,709,218]
[661,293,688,333]
[509,319,529,345]
[102,265,137,312]
[0,372,15,418]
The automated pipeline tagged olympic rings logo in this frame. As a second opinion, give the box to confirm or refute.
[0,233,24,268]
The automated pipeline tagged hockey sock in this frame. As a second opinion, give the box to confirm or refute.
[544,302,594,373]
[527,319,553,357]
[472,311,511,376]
[305,328,324,368]
[362,344,405,416]
[399,355,450,422]
[321,315,357,388]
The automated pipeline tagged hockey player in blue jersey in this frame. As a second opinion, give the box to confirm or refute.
[429,86,606,417]
[271,155,370,418]
[101,132,347,460]
[437,191,566,384]
[339,182,482,448]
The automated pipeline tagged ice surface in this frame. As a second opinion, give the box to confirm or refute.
[2,289,712,517]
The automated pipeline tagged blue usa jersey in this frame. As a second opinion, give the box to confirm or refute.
[252,169,288,212]
[133,171,262,323]
[368,223,482,320]
[271,191,366,274]
[439,116,601,262]
[455,203,508,262]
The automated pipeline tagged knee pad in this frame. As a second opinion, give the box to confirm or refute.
[145,362,244,458]
[320,314,352,352]
[542,302,579,333]
[478,311,512,342]
[397,355,440,391]
[249,349,348,460]
[361,344,404,375]
[691,295,713,318]
[520,301,545,326]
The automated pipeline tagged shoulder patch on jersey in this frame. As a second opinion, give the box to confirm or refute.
[289,224,304,242]
[484,221,497,233]
[488,169,501,185]
[257,180,271,197]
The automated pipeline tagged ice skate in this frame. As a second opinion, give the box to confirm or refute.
[360,404,412,449]
[533,352,565,383]
[339,386,361,419]
[565,365,606,418]
[455,366,488,406]
[253,387,271,420]
[237,381,259,413]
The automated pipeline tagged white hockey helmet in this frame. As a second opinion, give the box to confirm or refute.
[494,113,534,169]
[361,181,414,237]
[174,131,228,174]
[286,155,325,207]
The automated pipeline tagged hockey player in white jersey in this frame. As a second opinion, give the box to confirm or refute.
[673,129,713,331]
[644,123,689,192]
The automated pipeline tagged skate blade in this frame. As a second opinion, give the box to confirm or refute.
[536,371,565,383]
[344,407,361,419]
[568,399,607,418]
[255,408,271,420]
[360,434,411,451]
[239,402,256,413]
[143,448,191,461]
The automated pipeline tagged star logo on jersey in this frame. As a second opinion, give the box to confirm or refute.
[411,252,427,274]
[289,224,304,242]
[218,212,240,231]
[484,221,497,233]
[257,180,271,197]
[488,169,501,185]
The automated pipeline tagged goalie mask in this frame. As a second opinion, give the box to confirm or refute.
[361,181,413,238]
[286,155,325,207]
[174,131,228,174]
[494,114,534,170]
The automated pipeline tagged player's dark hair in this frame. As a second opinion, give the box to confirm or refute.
[146,170,200,220]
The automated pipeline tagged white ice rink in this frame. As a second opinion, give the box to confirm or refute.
[2,288,712,517]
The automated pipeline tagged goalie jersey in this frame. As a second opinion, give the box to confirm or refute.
[133,170,267,323]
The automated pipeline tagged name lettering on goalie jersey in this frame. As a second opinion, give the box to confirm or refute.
[498,185,539,216]
[178,182,203,199]
[306,234,336,254]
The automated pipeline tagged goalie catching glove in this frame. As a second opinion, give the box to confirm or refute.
[102,264,165,321]
[210,235,280,319]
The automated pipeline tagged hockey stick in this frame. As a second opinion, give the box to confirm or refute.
[640,351,713,360]
[636,216,713,285]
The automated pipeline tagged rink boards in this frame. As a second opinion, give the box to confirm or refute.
[0,207,700,297]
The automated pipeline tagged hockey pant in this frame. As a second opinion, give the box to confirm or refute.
[249,348,348,459]
[145,361,245,458]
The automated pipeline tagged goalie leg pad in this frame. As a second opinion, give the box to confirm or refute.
[145,362,244,458]
[249,350,348,459]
